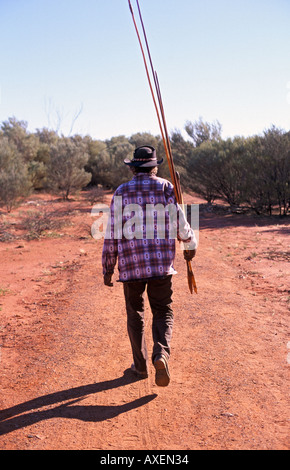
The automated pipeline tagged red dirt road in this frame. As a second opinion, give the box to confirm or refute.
[0,193,289,450]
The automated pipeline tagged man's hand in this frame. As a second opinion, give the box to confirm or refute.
[183,249,196,262]
[104,273,113,287]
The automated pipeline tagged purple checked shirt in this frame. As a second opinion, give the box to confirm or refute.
[102,173,197,282]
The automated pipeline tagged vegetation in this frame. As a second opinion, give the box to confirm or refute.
[0,116,289,215]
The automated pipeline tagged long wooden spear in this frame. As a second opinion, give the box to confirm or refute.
[128,0,197,294]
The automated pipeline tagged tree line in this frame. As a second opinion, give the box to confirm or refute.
[0,116,289,215]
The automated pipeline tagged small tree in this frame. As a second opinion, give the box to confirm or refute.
[104,136,134,189]
[185,117,222,147]
[85,138,111,186]
[0,138,31,212]
[188,137,248,207]
[261,127,290,216]
[170,130,196,192]
[241,129,290,215]
[188,140,221,203]
[47,137,91,199]
[1,117,39,163]
[213,138,247,208]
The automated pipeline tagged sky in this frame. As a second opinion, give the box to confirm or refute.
[0,0,289,141]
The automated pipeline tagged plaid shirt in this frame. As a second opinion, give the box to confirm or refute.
[102,173,196,282]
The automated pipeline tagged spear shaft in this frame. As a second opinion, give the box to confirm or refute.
[128,0,197,294]
[135,0,182,204]
[128,0,178,200]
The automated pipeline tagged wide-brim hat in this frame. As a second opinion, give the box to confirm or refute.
[124,145,163,167]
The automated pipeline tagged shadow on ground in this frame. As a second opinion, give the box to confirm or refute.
[0,369,157,436]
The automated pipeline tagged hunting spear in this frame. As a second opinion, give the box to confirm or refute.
[128,0,197,294]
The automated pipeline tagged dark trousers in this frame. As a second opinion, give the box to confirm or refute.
[123,275,174,373]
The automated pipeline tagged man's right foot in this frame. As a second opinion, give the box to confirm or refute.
[153,355,170,387]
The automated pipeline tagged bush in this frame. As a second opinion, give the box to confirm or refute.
[0,138,31,212]
[47,137,92,199]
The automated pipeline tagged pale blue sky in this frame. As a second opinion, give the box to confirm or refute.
[0,0,289,140]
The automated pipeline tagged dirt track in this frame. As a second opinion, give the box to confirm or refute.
[0,192,289,450]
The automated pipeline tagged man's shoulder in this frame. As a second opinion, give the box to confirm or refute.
[114,180,131,194]
[114,175,174,195]
[151,175,173,189]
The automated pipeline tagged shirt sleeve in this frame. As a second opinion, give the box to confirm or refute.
[164,180,197,250]
[102,194,118,275]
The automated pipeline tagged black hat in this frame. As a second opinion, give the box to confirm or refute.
[124,145,163,167]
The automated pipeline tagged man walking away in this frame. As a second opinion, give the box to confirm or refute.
[102,146,197,386]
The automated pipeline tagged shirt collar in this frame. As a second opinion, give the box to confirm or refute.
[133,173,152,179]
